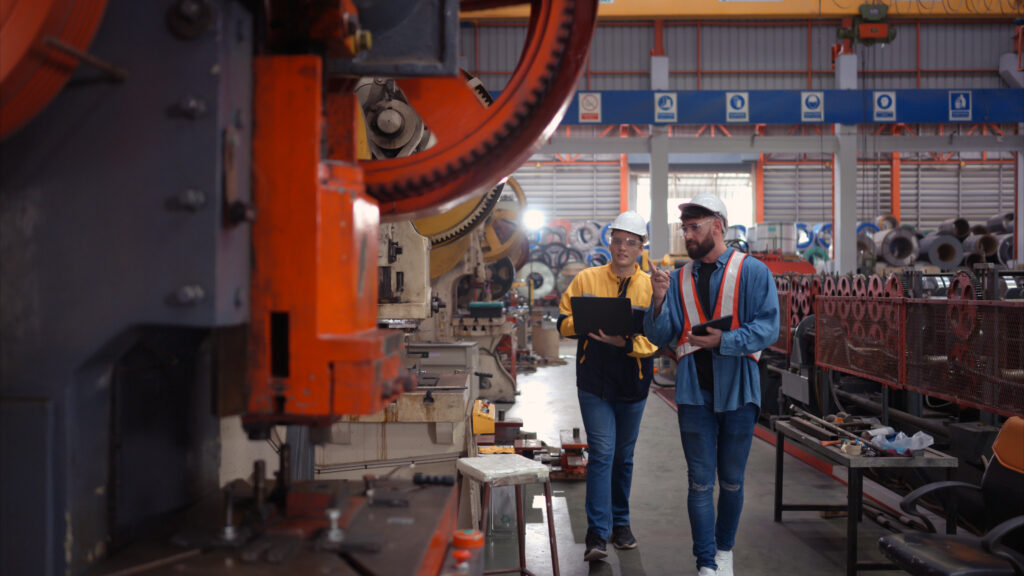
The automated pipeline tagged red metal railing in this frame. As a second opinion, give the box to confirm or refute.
[770,290,792,354]
[815,296,903,389]
[815,296,1024,418]
[903,299,1024,418]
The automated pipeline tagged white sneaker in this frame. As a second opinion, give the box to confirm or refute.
[715,549,734,576]
[697,568,716,576]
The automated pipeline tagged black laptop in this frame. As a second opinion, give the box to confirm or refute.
[570,297,635,337]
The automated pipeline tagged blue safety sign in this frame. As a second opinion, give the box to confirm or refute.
[726,92,749,122]
[873,91,896,122]
[949,90,972,122]
[654,92,677,123]
[801,91,824,122]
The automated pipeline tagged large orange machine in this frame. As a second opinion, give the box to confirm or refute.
[0,1,597,574]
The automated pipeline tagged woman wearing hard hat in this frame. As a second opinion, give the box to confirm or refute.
[557,210,659,563]
[644,193,780,576]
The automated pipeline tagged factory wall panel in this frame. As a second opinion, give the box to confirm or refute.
[472,24,527,92]
[588,25,652,91]
[700,24,808,91]
[763,161,894,225]
[811,25,838,90]
[857,160,893,221]
[919,23,1014,89]
[459,26,477,72]
[511,160,621,222]
[665,25,699,91]
[465,20,1012,92]
[899,162,1015,230]
[763,163,833,223]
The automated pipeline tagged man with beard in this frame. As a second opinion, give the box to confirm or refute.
[558,211,658,563]
[643,194,779,576]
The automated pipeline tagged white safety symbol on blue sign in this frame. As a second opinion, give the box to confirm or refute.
[801,91,824,122]
[949,90,972,122]
[873,91,896,122]
[725,92,749,123]
[654,92,677,123]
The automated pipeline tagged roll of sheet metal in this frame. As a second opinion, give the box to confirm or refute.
[801,246,827,267]
[812,222,832,249]
[857,221,880,236]
[856,232,876,271]
[514,261,556,299]
[963,233,998,258]
[795,223,813,251]
[995,233,1015,265]
[724,225,747,243]
[873,228,919,266]
[963,252,984,267]
[917,232,964,271]
[570,220,601,251]
[970,224,990,236]
[586,247,612,267]
[937,218,970,240]
[875,214,899,230]
[986,212,1015,234]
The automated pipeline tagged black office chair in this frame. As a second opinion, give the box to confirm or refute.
[878,416,1024,576]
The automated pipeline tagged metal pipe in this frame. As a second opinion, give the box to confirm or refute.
[834,389,950,438]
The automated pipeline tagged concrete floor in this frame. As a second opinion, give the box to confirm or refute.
[486,340,905,576]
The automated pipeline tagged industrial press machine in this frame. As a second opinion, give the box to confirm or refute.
[0,1,598,574]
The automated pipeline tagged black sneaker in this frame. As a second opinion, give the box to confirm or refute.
[583,529,607,561]
[611,525,637,549]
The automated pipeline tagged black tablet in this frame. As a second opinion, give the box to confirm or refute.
[691,315,733,336]
[570,297,634,337]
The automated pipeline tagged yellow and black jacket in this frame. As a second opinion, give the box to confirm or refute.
[557,263,659,402]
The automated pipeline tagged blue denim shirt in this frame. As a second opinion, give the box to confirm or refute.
[643,248,779,411]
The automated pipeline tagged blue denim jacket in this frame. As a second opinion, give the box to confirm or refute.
[643,248,779,411]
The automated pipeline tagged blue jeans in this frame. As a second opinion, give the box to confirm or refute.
[577,388,647,539]
[678,387,757,570]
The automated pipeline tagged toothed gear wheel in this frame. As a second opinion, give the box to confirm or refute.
[948,270,981,340]
[884,274,909,299]
[362,0,599,219]
[948,269,983,301]
[428,181,506,247]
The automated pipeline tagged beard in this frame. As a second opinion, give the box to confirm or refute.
[686,235,715,260]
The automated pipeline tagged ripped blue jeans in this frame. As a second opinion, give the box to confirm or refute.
[677,387,757,571]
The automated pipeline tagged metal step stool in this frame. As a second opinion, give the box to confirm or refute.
[457,454,560,576]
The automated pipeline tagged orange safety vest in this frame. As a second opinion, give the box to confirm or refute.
[674,251,761,362]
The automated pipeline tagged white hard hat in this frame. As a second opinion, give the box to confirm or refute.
[679,193,728,228]
[609,211,647,238]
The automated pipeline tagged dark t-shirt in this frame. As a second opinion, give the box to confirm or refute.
[694,263,715,392]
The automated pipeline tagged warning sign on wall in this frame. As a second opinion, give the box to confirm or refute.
[578,93,602,123]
